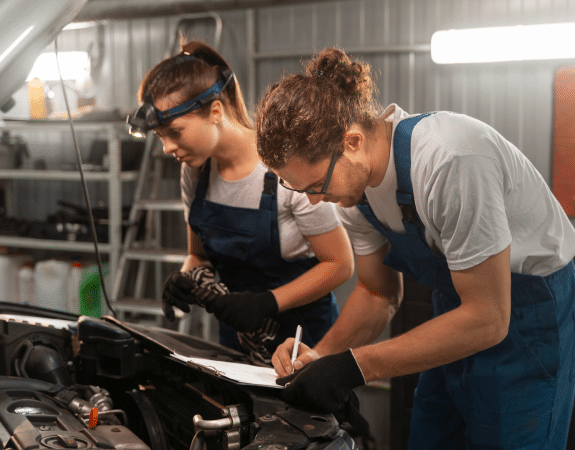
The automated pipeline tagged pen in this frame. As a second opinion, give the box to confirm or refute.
[291,325,303,374]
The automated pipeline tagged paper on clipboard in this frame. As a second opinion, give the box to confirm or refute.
[171,354,284,389]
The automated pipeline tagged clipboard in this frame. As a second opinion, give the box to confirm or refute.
[171,354,284,389]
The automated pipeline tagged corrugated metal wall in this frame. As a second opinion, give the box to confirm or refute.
[3,0,575,232]
[57,0,575,183]
[252,0,575,184]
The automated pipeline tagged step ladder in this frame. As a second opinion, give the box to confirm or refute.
[109,133,194,334]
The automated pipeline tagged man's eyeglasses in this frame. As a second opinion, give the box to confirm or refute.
[279,148,339,196]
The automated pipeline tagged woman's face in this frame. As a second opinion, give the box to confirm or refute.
[153,95,219,168]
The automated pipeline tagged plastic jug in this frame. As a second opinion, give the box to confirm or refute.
[0,253,32,302]
[17,261,35,306]
[66,261,83,315]
[79,263,108,318]
[34,259,70,312]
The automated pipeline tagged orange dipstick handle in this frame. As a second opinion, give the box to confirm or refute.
[89,408,98,430]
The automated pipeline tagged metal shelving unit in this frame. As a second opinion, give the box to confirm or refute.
[0,119,140,299]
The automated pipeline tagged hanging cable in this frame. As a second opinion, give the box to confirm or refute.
[54,36,116,318]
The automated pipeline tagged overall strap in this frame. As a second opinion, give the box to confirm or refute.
[260,170,281,251]
[393,113,435,237]
[260,170,277,211]
[357,194,385,234]
[194,158,212,201]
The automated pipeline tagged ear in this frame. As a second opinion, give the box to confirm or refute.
[343,129,364,155]
[210,100,224,124]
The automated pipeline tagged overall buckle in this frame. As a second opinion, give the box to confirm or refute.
[396,190,420,228]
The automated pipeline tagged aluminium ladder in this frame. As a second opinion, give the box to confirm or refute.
[109,133,199,334]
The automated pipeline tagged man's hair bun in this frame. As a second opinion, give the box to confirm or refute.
[256,47,380,169]
[306,48,376,103]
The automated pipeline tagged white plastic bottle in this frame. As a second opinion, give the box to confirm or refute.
[66,261,83,315]
[34,259,70,312]
[17,262,35,306]
[0,252,32,302]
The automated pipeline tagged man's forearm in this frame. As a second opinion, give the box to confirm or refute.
[354,302,507,382]
[354,247,512,382]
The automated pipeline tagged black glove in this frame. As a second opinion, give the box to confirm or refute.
[276,349,366,413]
[161,270,197,321]
[205,290,279,332]
[161,266,228,321]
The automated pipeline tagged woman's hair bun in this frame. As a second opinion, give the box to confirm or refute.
[306,47,375,100]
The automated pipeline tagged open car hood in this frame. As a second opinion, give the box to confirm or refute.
[0,0,88,112]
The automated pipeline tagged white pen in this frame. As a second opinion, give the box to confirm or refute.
[290,324,303,374]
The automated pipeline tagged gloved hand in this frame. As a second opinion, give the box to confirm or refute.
[205,290,279,332]
[276,349,366,413]
[161,270,197,321]
[161,266,227,321]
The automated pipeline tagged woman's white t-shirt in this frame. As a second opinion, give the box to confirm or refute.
[181,160,342,260]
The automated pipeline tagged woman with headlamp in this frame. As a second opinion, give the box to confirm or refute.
[128,41,354,358]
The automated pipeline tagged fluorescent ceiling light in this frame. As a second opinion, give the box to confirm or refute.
[63,21,105,31]
[26,51,89,81]
[431,22,575,64]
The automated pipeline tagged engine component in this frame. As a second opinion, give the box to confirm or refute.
[192,405,249,449]
[77,316,142,383]
[0,387,149,449]
[0,306,361,450]
[85,386,113,412]
[0,315,74,379]
[89,407,98,430]
[15,342,74,387]
[123,389,170,450]
[193,405,247,432]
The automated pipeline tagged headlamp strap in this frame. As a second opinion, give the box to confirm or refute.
[157,74,228,124]
[130,54,234,132]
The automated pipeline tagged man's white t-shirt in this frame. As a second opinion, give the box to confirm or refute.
[338,104,575,277]
[181,160,342,260]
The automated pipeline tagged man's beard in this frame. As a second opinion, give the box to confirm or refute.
[336,156,370,208]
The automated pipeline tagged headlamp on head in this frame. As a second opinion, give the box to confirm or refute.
[126,93,160,138]
[126,65,234,138]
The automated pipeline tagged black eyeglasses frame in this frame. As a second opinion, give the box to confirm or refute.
[279,148,340,196]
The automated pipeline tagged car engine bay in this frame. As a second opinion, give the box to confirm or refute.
[0,302,360,450]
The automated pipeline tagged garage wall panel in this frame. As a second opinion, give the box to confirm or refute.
[4,0,575,230]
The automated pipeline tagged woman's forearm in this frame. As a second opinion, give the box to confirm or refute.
[272,258,354,311]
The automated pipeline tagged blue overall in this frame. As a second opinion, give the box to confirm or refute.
[188,158,339,354]
[357,114,575,449]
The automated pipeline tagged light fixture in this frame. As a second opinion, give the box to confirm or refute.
[431,22,575,64]
[26,51,89,81]
[62,21,106,31]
